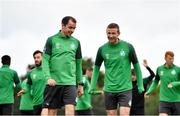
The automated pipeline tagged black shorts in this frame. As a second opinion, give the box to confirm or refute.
[159,101,180,115]
[20,110,34,115]
[0,104,13,115]
[104,90,132,110]
[42,85,77,109]
[33,104,42,115]
[75,109,93,115]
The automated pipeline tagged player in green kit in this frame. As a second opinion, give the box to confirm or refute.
[41,16,84,116]
[18,50,46,115]
[18,65,35,115]
[89,23,144,115]
[0,55,21,115]
[75,67,103,115]
[145,51,180,115]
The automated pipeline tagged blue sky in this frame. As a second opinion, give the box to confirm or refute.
[0,0,180,76]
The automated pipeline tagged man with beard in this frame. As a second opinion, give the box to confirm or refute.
[18,50,46,115]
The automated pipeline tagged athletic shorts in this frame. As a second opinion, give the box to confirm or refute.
[42,85,77,109]
[0,104,13,115]
[159,101,180,115]
[33,104,42,115]
[104,90,132,110]
[20,110,34,115]
[75,109,93,115]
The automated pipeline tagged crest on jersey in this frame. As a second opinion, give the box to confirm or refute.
[70,43,76,50]
[160,70,164,76]
[32,74,37,79]
[105,54,109,59]
[55,43,61,49]
[171,69,176,75]
[120,49,125,56]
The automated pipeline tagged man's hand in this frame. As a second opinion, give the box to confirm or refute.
[143,59,148,67]
[144,92,150,98]
[17,89,25,96]
[47,79,56,86]
[77,85,84,97]
[168,83,173,88]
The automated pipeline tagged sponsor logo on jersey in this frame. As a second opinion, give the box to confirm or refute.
[32,74,36,79]
[160,70,164,76]
[70,43,76,50]
[171,69,176,75]
[105,54,109,59]
[55,43,61,49]
[120,49,125,56]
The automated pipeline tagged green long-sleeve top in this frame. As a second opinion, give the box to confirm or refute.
[147,64,180,102]
[42,31,83,85]
[0,65,21,104]
[19,79,33,110]
[90,40,144,93]
[26,66,47,106]
[75,76,92,110]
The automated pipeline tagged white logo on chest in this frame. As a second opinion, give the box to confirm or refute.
[32,74,37,79]
[55,43,61,49]
[70,43,76,50]
[120,50,125,56]
[171,70,176,75]
[105,54,109,59]
[160,71,164,76]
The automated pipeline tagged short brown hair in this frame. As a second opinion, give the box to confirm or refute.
[107,23,120,32]
[165,51,174,58]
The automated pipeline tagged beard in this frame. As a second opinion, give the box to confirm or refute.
[35,62,41,67]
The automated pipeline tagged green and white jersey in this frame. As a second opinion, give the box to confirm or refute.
[76,76,92,110]
[42,32,83,85]
[0,65,20,104]
[19,79,33,110]
[92,40,143,93]
[27,66,46,106]
[155,64,180,102]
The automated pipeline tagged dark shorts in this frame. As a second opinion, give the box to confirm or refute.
[104,90,132,110]
[75,109,93,115]
[42,85,77,109]
[0,104,13,115]
[20,110,34,115]
[33,104,42,115]
[130,107,144,115]
[159,101,180,115]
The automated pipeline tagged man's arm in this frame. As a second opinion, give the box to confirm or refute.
[129,43,144,93]
[146,69,160,95]
[42,38,56,86]
[76,41,83,84]
[13,71,21,90]
[90,48,103,93]
[143,59,155,85]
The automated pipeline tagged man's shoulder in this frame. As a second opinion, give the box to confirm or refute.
[48,33,59,39]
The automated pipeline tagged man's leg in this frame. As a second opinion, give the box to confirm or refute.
[65,104,74,116]
[63,86,77,116]
[118,90,132,116]
[159,113,168,116]
[119,106,130,116]
[106,109,117,116]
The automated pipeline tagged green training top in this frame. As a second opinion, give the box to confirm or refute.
[27,66,47,106]
[42,31,83,85]
[75,76,92,110]
[91,40,144,93]
[147,64,180,102]
[0,65,20,104]
[19,79,33,110]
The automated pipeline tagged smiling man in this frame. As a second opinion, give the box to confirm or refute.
[41,16,84,116]
[90,23,144,115]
